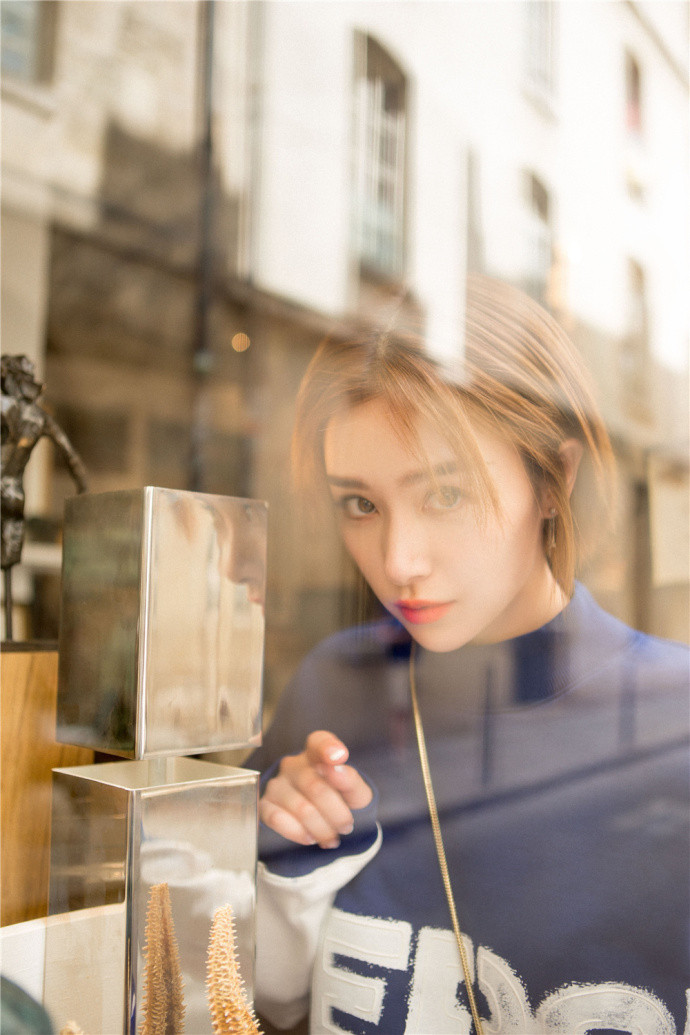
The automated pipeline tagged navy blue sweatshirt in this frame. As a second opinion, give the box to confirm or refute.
[249,585,690,1034]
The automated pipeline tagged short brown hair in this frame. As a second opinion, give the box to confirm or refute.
[292,275,615,595]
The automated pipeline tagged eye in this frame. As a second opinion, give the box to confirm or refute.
[337,495,378,519]
[425,486,463,511]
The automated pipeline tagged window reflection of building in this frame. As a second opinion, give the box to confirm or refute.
[621,259,651,421]
[523,171,553,303]
[625,52,643,135]
[465,150,485,276]
[1,0,687,656]
[524,0,555,103]
[0,0,55,84]
[624,50,647,201]
[353,34,407,283]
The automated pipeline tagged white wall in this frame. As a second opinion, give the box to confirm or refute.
[253,2,353,315]
[555,1,689,372]
[250,0,688,378]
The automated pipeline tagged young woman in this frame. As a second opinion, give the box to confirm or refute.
[248,277,689,1034]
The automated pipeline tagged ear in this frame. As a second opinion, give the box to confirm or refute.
[539,438,584,517]
[558,438,584,499]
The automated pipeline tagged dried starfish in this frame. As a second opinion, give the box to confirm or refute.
[206,905,262,1035]
[138,882,186,1035]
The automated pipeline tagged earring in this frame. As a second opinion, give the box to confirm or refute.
[546,508,557,554]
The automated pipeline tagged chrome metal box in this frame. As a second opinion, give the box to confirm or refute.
[56,487,266,757]
[46,758,258,1035]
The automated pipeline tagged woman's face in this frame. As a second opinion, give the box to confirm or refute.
[324,398,565,652]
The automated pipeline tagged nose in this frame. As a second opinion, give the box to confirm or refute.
[382,514,432,588]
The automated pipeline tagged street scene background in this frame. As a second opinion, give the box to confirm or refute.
[2,0,688,714]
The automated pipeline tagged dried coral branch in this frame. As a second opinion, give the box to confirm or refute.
[206,905,262,1035]
[138,881,186,1035]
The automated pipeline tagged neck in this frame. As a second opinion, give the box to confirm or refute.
[471,565,568,646]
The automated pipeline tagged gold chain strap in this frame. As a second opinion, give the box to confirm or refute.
[409,643,485,1035]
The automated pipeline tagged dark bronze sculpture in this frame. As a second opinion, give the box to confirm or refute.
[1,354,87,639]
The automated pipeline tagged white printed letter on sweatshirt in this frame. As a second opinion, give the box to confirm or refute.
[254,827,383,1029]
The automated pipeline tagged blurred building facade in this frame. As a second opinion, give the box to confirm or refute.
[2,1,688,693]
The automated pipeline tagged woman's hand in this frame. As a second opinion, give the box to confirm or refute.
[259,730,373,849]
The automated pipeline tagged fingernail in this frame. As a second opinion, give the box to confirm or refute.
[339,821,354,836]
[321,837,340,850]
[327,747,347,763]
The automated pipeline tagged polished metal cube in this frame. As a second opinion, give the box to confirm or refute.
[46,758,258,1035]
[57,487,267,757]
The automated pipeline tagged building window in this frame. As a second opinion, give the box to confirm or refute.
[621,259,651,417]
[625,52,643,134]
[525,1,555,99]
[523,171,553,301]
[353,34,407,281]
[623,52,646,200]
[466,149,485,275]
[625,259,648,347]
[1,0,55,83]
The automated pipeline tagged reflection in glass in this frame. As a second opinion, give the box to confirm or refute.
[57,487,267,757]
[47,758,258,1035]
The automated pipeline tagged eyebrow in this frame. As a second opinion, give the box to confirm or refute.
[326,461,459,491]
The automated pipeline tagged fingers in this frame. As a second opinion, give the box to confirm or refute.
[317,760,374,812]
[263,752,356,848]
[259,774,348,849]
[258,796,326,847]
[305,730,373,808]
[259,732,373,849]
[304,730,350,766]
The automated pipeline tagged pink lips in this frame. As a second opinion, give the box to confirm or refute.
[394,600,452,625]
